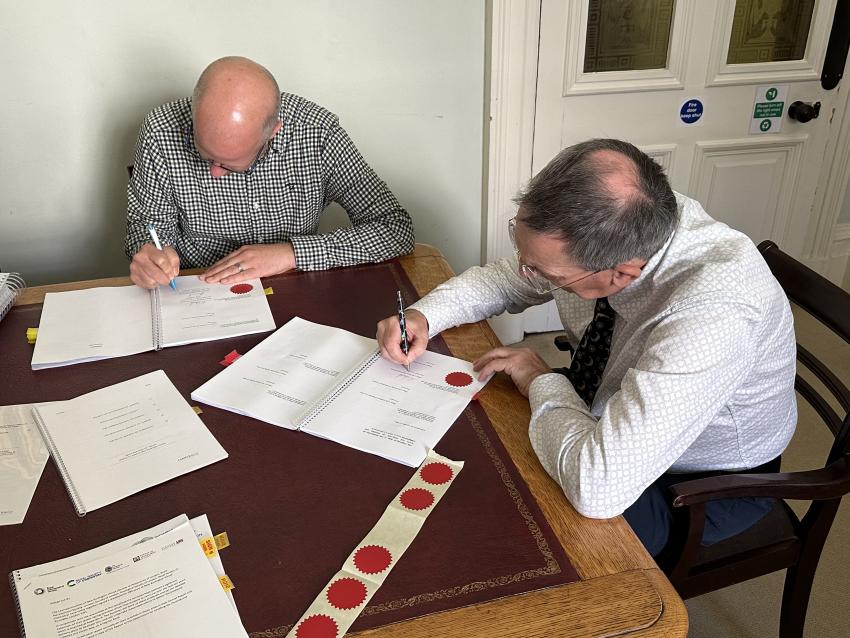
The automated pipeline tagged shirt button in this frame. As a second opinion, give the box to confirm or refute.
[253,202,260,211]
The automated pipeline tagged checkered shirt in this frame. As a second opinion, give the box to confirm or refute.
[411,194,797,518]
[126,93,414,270]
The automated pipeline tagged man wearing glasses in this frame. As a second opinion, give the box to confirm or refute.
[376,138,796,557]
[125,56,414,289]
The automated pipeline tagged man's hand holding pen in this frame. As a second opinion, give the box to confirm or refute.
[377,308,430,367]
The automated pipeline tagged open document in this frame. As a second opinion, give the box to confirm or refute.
[0,404,49,525]
[31,276,275,369]
[192,317,489,466]
[10,516,247,638]
[31,370,228,516]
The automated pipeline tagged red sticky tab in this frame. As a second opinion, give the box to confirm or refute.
[219,350,242,367]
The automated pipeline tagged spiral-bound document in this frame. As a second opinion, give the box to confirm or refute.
[191,317,489,466]
[31,276,275,369]
[0,272,26,323]
[31,370,228,516]
[9,516,247,638]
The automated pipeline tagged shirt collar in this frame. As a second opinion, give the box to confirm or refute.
[606,213,679,321]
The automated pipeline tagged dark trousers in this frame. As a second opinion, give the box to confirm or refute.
[622,456,781,557]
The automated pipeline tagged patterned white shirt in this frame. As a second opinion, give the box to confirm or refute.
[126,92,414,270]
[412,194,797,519]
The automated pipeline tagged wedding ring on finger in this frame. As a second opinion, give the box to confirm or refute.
[234,262,244,274]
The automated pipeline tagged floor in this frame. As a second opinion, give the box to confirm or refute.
[518,304,849,638]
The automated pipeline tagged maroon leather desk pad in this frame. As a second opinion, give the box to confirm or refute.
[0,260,579,636]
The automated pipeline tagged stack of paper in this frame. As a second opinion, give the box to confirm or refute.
[9,514,246,637]
[0,404,49,526]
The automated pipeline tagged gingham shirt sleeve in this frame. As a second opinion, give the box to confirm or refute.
[125,120,179,260]
[289,124,414,270]
[527,300,755,519]
[409,257,552,336]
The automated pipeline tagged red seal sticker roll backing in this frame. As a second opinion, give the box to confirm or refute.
[284,450,464,638]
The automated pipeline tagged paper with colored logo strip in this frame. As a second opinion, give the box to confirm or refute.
[286,450,463,638]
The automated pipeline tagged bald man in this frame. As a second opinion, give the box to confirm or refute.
[126,56,414,288]
[377,139,796,558]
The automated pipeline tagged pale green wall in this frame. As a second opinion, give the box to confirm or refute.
[0,0,485,285]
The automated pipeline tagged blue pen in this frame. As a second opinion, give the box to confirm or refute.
[146,223,177,290]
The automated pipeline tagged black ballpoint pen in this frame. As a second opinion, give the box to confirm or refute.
[396,290,410,371]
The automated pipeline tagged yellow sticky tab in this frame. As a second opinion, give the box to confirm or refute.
[199,536,217,558]
[219,575,235,592]
[214,532,230,550]
[26,328,38,343]
[192,406,203,415]
[264,287,273,296]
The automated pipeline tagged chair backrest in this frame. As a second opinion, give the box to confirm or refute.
[758,240,850,465]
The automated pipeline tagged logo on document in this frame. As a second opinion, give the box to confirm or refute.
[132,549,155,563]
[33,588,45,596]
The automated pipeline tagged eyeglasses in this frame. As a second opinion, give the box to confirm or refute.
[182,125,273,175]
[508,216,601,294]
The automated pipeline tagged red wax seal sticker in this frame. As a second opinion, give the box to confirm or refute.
[420,462,453,485]
[295,614,338,638]
[229,283,253,295]
[353,545,393,575]
[326,577,368,610]
[399,487,435,511]
[445,371,473,387]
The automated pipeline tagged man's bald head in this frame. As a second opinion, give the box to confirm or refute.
[191,57,281,173]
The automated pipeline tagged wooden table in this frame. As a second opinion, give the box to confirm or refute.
[16,245,688,637]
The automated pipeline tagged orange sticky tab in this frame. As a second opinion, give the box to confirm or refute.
[219,575,235,591]
[219,350,242,366]
[192,406,203,415]
[199,536,217,558]
[213,532,230,550]
[264,287,273,296]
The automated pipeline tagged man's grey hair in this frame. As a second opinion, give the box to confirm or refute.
[514,139,679,271]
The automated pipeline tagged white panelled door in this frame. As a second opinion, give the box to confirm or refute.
[516,0,847,333]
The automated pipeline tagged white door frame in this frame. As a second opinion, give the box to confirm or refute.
[486,0,850,309]
[485,0,541,344]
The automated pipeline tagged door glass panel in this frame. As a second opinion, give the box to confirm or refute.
[583,0,676,73]
[727,0,815,64]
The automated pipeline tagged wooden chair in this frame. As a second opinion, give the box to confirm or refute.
[659,240,850,638]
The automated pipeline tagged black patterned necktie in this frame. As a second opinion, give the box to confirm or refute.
[555,297,616,406]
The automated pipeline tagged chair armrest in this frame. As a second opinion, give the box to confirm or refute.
[670,455,850,507]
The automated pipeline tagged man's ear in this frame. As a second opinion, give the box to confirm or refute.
[611,258,646,287]
[271,119,283,138]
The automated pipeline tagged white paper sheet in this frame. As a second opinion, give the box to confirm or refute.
[31,284,152,368]
[158,276,275,347]
[191,316,376,429]
[11,520,247,638]
[32,370,228,515]
[300,350,487,466]
[0,404,50,525]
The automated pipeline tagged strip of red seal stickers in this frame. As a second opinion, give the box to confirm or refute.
[286,449,463,638]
